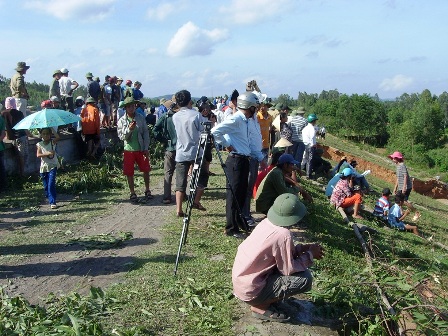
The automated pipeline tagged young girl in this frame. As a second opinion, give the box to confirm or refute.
[36,128,60,209]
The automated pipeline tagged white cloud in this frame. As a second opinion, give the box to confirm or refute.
[219,0,292,25]
[24,0,115,20]
[167,22,228,57]
[147,1,180,21]
[379,74,414,91]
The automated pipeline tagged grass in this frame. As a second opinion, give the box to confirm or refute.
[0,148,447,335]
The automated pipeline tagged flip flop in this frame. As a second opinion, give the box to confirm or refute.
[145,190,154,200]
[251,309,290,322]
[129,193,138,203]
[193,203,206,211]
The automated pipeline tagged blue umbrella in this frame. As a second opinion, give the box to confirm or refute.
[13,108,81,130]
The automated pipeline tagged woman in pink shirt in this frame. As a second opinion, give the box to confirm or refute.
[232,193,324,322]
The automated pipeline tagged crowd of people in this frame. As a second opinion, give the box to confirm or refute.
[0,61,423,322]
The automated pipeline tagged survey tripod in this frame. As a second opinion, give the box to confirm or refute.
[174,121,249,275]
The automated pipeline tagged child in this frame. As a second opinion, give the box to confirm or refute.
[373,188,391,221]
[388,193,419,235]
[36,128,60,209]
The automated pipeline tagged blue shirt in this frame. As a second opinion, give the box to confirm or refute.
[247,117,264,162]
[211,110,251,157]
[133,88,144,100]
[387,203,405,230]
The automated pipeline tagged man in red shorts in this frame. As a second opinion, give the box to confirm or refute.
[117,96,153,202]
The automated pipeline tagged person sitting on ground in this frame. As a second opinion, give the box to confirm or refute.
[310,147,332,178]
[330,167,364,219]
[255,153,313,215]
[349,160,371,192]
[80,97,101,159]
[388,192,420,236]
[253,151,284,198]
[331,155,347,177]
[232,193,324,322]
[373,188,391,221]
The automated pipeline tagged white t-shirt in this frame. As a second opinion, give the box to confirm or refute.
[59,76,74,97]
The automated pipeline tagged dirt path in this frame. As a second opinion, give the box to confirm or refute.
[0,183,169,304]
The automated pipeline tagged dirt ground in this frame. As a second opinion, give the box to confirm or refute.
[0,180,340,335]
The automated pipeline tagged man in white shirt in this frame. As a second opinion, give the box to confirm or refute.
[301,113,318,179]
[59,68,79,113]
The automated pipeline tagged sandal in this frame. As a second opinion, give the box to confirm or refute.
[162,198,172,204]
[129,193,138,203]
[251,308,290,322]
[193,203,206,211]
[145,190,154,200]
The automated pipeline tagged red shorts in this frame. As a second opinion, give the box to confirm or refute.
[123,150,151,176]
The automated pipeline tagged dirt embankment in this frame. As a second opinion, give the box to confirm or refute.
[322,145,448,199]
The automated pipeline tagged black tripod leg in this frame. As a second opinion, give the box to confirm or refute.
[174,132,208,275]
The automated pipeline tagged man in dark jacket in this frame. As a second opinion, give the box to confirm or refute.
[153,100,178,204]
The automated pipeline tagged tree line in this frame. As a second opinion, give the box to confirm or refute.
[276,89,447,173]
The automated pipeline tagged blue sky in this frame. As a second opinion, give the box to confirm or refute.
[1,0,447,99]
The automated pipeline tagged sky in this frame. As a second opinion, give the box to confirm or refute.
[1,0,447,100]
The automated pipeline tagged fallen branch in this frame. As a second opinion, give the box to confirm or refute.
[351,222,403,335]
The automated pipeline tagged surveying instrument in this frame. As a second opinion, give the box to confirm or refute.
[174,121,249,275]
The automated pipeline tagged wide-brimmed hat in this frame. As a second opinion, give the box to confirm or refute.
[388,151,403,160]
[267,193,307,227]
[85,97,96,104]
[297,106,306,114]
[274,137,293,148]
[15,62,30,71]
[53,70,62,77]
[60,68,69,74]
[290,110,298,116]
[278,153,299,165]
[50,96,60,102]
[86,72,93,78]
[122,96,137,107]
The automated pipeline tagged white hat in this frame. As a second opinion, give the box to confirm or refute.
[274,137,293,148]
[75,96,84,101]
[60,68,69,74]
[50,96,60,102]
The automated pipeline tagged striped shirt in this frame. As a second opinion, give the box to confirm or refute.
[289,115,308,142]
[373,196,390,219]
[396,163,412,191]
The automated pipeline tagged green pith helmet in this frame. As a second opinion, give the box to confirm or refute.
[307,113,318,122]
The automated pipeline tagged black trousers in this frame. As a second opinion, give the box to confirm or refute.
[225,155,250,234]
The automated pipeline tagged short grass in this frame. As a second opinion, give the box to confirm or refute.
[0,150,447,335]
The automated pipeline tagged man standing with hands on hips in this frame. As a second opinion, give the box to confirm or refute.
[211,92,266,239]
[117,96,153,202]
